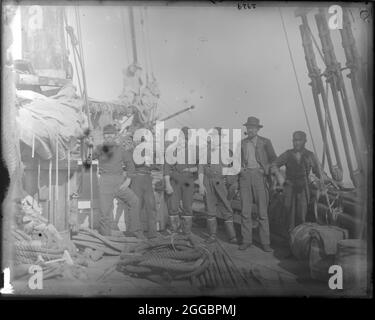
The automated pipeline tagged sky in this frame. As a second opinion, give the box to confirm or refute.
[10,2,371,185]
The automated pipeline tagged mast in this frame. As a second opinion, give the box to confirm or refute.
[128,6,138,64]
[315,9,364,187]
[339,8,368,137]
[297,12,343,180]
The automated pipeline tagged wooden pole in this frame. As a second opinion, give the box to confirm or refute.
[37,159,40,204]
[48,159,52,223]
[31,134,35,158]
[67,151,71,230]
[89,147,93,230]
[128,6,138,64]
[54,134,59,227]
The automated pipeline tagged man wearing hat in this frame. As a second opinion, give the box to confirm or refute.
[90,124,143,238]
[238,116,277,251]
[271,131,321,233]
[198,127,237,244]
[164,126,199,235]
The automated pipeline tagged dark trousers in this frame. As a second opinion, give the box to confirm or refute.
[204,176,233,221]
[98,174,140,236]
[239,168,270,245]
[283,182,308,233]
[130,174,157,235]
[167,173,195,216]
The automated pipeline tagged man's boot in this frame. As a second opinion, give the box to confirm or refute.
[181,215,193,235]
[224,220,237,244]
[169,215,180,233]
[206,217,217,243]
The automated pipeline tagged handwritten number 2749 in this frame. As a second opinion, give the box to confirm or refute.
[238,3,256,10]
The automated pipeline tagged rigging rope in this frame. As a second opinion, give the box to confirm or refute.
[140,8,150,82]
[120,7,130,67]
[63,10,83,96]
[278,8,333,214]
[144,6,155,79]
[74,5,91,129]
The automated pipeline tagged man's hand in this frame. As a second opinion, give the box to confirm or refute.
[165,183,174,195]
[228,181,238,200]
[119,178,131,192]
[199,183,206,196]
[275,184,284,193]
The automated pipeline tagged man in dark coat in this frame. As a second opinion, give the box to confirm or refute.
[198,127,237,244]
[164,126,198,235]
[271,131,321,233]
[90,124,142,237]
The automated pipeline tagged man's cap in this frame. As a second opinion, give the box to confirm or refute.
[243,116,263,128]
[181,126,190,136]
[293,131,307,140]
[103,124,117,134]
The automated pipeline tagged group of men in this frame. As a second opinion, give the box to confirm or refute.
[87,115,321,253]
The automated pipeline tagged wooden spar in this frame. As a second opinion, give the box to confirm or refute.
[316,10,365,183]
[315,12,357,186]
[16,74,71,87]
[305,20,342,174]
[159,105,195,123]
[89,147,93,229]
[340,9,368,133]
[299,21,333,174]
[67,151,70,230]
[55,133,59,226]
[48,159,52,223]
[31,134,35,158]
[74,6,94,227]
[128,6,138,64]
[55,134,59,201]
[37,159,41,204]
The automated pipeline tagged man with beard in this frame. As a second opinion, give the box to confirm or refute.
[198,127,237,244]
[164,126,198,235]
[271,131,321,233]
[90,124,143,238]
[238,116,277,252]
[127,136,161,239]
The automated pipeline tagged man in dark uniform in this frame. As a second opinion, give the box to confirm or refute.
[90,124,142,238]
[271,131,321,233]
[127,137,160,239]
[238,116,277,251]
[164,126,198,235]
[198,127,237,244]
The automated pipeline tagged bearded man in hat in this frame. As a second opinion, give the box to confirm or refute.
[271,131,321,233]
[238,116,277,252]
[198,127,237,244]
[89,124,143,238]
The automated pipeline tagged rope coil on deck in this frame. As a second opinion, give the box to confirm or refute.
[13,242,65,265]
[117,235,210,281]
